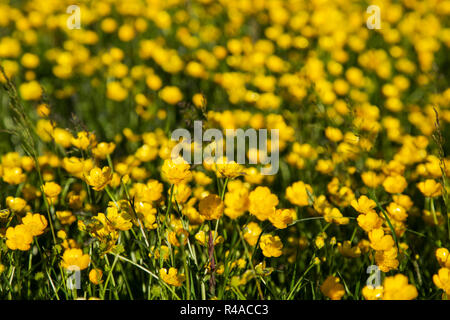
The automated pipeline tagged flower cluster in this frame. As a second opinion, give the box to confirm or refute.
[0,0,449,300]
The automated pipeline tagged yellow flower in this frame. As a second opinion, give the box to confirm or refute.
[325,127,343,142]
[85,167,113,191]
[159,267,185,287]
[243,222,262,246]
[320,275,345,300]
[42,181,61,198]
[315,233,327,249]
[417,179,442,198]
[351,195,376,214]
[357,211,383,233]
[161,157,192,185]
[140,206,158,230]
[323,207,349,225]
[167,228,189,247]
[118,24,135,42]
[106,81,128,101]
[386,202,407,222]
[22,213,47,236]
[89,269,103,285]
[172,183,192,204]
[392,194,413,210]
[21,53,40,69]
[135,144,158,162]
[19,80,42,100]
[193,171,213,186]
[130,180,164,203]
[61,248,90,271]
[198,194,224,220]
[107,205,133,231]
[6,225,33,251]
[146,74,162,90]
[436,248,450,268]
[369,228,395,251]
[182,206,205,225]
[285,181,313,207]
[57,230,67,240]
[375,246,399,272]
[6,196,27,212]
[149,245,171,261]
[215,157,243,179]
[337,241,361,258]
[433,267,450,295]
[192,93,206,108]
[92,142,116,159]
[71,131,96,150]
[194,230,223,246]
[0,209,11,222]
[383,175,407,194]
[382,274,418,300]
[56,210,76,225]
[255,261,274,276]
[249,186,279,221]
[2,167,26,185]
[224,182,249,220]
[53,128,73,148]
[259,234,283,257]
[361,171,383,188]
[159,86,183,105]
[362,286,384,300]
[269,208,297,229]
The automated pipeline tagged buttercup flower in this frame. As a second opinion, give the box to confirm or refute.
[161,157,192,185]
[42,181,62,198]
[382,274,418,300]
[369,228,395,251]
[198,194,224,220]
[224,181,249,219]
[92,142,116,159]
[320,276,345,300]
[249,186,279,221]
[351,195,376,214]
[436,248,450,268]
[362,286,384,300]
[383,175,407,194]
[375,247,399,272]
[337,241,361,258]
[286,181,313,207]
[215,157,243,179]
[56,210,76,225]
[386,202,408,222]
[61,248,90,271]
[0,0,449,301]
[417,179,442,198]
[159,267,185,287]
[89,269,103,285]
[243,222,262,246]
[259,234,283,257]
[6,225,33,251]
[22,213,47,236]
[6,196,27,212]
[159,86,183,105]
[85,167,113,191]
[269,208,297,229]
[357,210,383,232]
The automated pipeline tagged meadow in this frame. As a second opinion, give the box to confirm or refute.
[0,0,449,300]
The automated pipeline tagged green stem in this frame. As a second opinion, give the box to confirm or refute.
[430,197,438,226]
[101,254,119,299]
[287,259,315,300]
